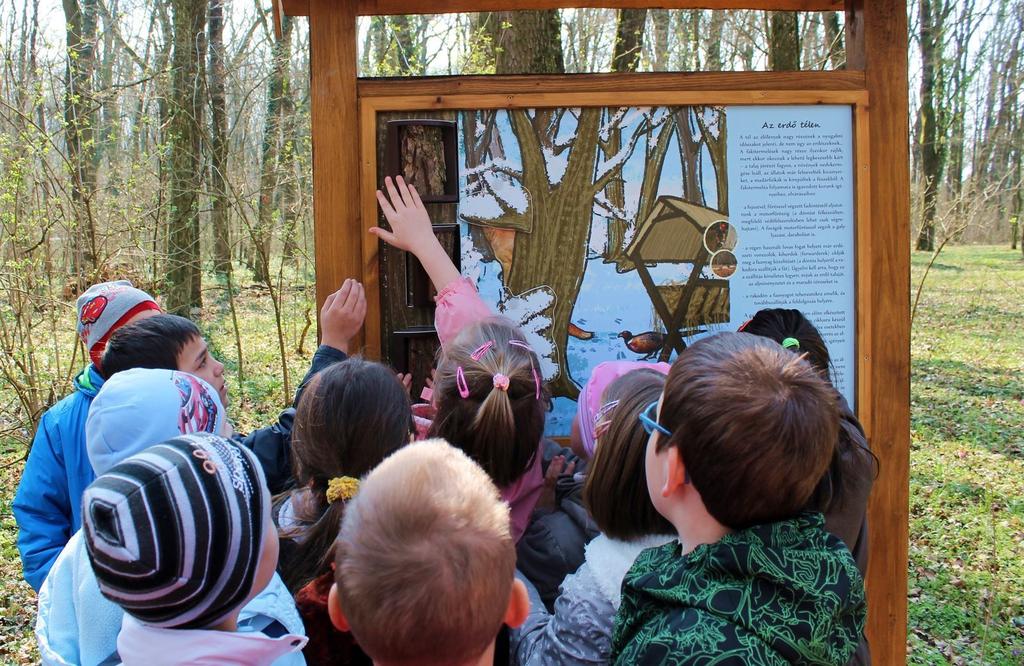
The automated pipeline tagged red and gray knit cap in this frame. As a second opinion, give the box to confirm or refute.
[76,280,160,370]
[82,433,270,629]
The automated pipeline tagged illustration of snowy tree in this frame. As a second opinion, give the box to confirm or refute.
[462,107,672,398]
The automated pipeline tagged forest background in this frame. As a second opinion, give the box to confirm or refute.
[1,2,1023,663]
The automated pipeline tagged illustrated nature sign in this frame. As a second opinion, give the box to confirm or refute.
[388,104,855,435]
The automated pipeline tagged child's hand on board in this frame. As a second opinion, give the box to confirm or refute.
[320,279,366,354]
[371,176,437,254]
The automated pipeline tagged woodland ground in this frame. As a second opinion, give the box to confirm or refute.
[0,246,1023,663]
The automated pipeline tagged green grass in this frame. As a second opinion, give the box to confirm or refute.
[1,247,1023,663]
[908,245,1024,664]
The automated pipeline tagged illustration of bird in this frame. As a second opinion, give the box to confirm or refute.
[618,330,666,359]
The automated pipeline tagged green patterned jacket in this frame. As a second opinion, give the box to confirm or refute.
[611,513,865,665]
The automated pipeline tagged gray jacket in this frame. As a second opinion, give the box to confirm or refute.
[510,534,672,666]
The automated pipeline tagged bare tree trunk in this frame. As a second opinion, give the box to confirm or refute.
[488,9,564,74]
[768,11,800,71]
[252,16,293,284]
[208,0,230,274]
[165,0,206,314]
[706,11,726,71]
[649,9,670,71]
[824,11,845,69]
[62,0,99,279]
[611,9,646,72]
[916,0,945,252]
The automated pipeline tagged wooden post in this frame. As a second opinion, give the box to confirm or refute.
[846,1,911,663]
[309,0,362,349]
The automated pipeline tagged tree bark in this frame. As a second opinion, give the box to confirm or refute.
[705,10,726,71]
[165,0,206,313]
[916,0,945,252]
[824,11,845,68]
[768,11,800,71]
[62,0,99,279]
[612,9,646,73]
[488,10,564,74]
[252,15,293,284]
[649,9,670,71]
[208,0,230,274]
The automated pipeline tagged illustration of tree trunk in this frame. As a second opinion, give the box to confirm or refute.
[505,108,605,399]
[62,0,99,279]
[695,108,729,214]
[208,0,231,274]
[768,11,800,71]
[676,109,703,203]
[164,0,206,314]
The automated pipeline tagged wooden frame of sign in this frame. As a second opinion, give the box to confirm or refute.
[274,1,910,662]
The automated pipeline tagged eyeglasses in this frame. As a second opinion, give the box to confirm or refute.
[638,400,671,437]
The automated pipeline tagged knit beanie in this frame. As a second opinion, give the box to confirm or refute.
[87,368,225,475]
[77,280,160,370]
[576,360,671,457]
[82,433,271,629]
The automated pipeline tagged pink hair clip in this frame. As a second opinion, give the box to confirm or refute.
[493,373,510,392]
[471,340,495,361]
[507,339,542,399]
[456,366,470,398]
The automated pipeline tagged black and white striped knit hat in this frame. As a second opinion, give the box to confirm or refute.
[82,433,271,629]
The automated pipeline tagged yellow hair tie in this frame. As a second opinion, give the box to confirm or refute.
[326,476,360,503]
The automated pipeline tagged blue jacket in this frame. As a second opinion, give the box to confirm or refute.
[14,365,104,591]
[16,345,347,591]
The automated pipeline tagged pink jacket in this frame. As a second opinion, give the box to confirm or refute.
[426,277,544,542]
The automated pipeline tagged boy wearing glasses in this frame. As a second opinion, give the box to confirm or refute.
[614,332,866,664]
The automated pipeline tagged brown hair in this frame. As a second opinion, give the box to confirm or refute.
[279,358,413,591]
[739,308,879,514]
[583,371,674,540]
[657,332,838,529]
[429,318,546,487]
[335,439,515,666]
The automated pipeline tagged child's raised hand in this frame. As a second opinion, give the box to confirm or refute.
[371,176,436,253]
[320,279,366,354]
[372,175,462,292]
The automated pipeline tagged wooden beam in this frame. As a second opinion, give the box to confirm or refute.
[282,0,842,17]
[358,71,866,98]
[272,0,284,40]
[310,0,364,350]
[847,0,911,663]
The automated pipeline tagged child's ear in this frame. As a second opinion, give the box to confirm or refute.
[327,582,351,632]
[662,447,688,498]
[504,578,530,629]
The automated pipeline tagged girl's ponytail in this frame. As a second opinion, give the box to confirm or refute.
[430,319,546,487]
[278,359,413,592]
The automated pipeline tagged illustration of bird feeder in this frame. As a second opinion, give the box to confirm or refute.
[623,196,733,362]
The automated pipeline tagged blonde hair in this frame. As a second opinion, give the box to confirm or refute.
[334,439,515,666]
[429,318,546,486]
